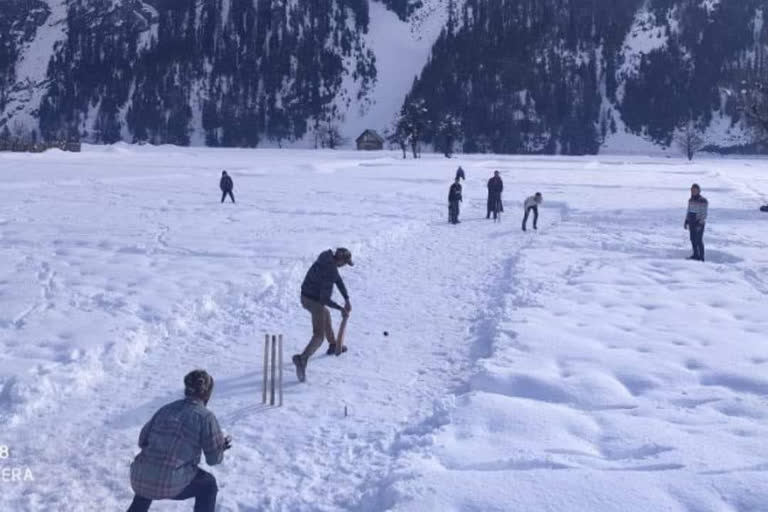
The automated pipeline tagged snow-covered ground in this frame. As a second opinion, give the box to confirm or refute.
[1,146,767,511]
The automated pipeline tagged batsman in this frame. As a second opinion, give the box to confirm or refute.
[292,247,354,382]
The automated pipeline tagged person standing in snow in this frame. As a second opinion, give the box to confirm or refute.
[486,170,504,220]
[522,192,542,231]
[127,369,231,512]
[455,166,466,182]
[685,183,708,261]
[219,171,235,203]
[448,177,463,224]
[293,248,354,382]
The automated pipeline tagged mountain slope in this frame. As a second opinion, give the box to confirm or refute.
[407,0,766,154]
[0,0,766,152]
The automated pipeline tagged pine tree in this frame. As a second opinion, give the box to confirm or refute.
[401,97,429,158]
[437,113,462,158]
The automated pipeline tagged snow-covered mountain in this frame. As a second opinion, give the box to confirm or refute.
[0,0,765,153]
[0,0,444,147]
[412,0,767,154]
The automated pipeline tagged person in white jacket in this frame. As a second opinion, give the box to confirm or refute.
[522,192,542,231]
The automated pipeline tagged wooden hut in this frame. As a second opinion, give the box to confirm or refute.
[356,129,384,150]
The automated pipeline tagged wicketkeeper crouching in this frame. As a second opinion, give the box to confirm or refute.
[127,370,232,512]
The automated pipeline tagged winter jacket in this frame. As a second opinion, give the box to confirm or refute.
[686,195,708,226]
[455,167,465,181]
[220,175,233,192]
[301,250,349,310]
[130,398,227,500]
[449,183,463,203]
[524,195,541,210]
[487,176,503,196]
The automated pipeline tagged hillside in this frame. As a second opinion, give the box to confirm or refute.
[0,1,765,153]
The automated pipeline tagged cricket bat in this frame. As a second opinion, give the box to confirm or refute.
[336,314,349,355]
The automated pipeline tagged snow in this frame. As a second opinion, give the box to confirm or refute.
[616,4,670,103]
[340,1,448,142]
[1,147,768,511]
[600,112,672,155]
[1,0,69,131]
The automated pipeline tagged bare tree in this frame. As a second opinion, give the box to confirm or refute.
[316,121,346,149]
[674,122,705,161]
[326,121,346,149]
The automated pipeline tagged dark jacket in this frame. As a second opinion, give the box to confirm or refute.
[487,176,503,196]
[455,167,465,181]
[220,175,233,192]
[487,176,503,211]
[449,183,463,203]
[301,250,349,310]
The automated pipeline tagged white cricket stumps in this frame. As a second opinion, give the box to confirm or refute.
[262,334,283,407]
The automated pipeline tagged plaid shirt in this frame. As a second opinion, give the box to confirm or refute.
[130,398,226,499]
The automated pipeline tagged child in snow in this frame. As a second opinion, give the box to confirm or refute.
[127,370,231,512]
[455,166,466,181]
[293,248,354,382]
[219,171,235,203]
[522,192,542,231]
[685,183,708,261]
[448,177,463,224]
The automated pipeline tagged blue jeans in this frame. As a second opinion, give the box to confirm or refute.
[127,469,218,512]
[689,223,705,261]
[522,206,538,230]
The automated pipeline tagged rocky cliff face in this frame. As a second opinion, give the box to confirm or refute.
[1,0,766,153]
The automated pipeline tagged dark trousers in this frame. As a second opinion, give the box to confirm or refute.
[522,206,538,230]
[487,195,502,219]
[689,223,705,261]
[127,470,218,512]
[221,190,235,203]
[448,201,460,224]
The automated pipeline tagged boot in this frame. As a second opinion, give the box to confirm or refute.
[327,344,348,356]
[292,355,306,382]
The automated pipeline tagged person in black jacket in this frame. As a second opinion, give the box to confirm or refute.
[455,166,465,181]
[293,248,354,382]
[219,171,235,203]
[448,177,463,224]
[486,170,504,220]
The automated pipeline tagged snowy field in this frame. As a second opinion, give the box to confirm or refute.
[1,146,767,512]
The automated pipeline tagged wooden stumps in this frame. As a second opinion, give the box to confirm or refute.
[262,335,269,404]
[278,334,283,407]
[263,333,284,407]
